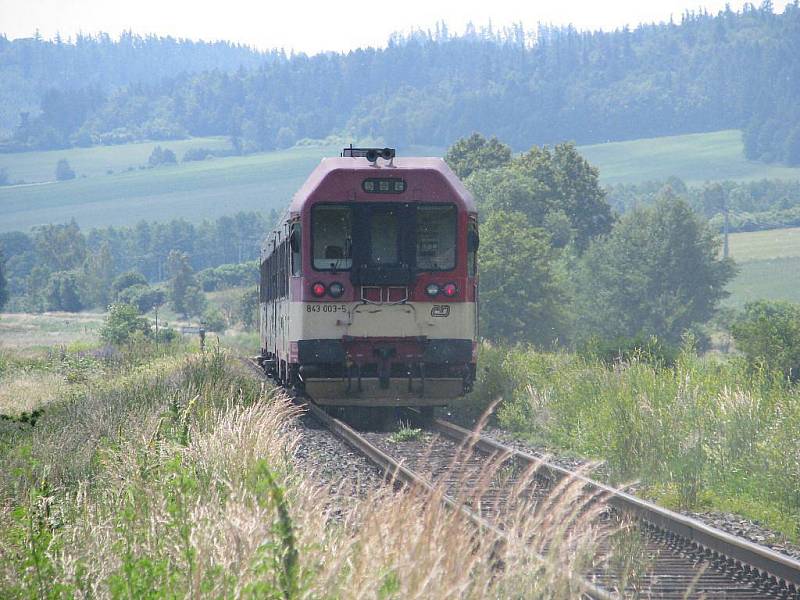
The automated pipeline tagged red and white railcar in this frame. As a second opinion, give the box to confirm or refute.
[259,147,478,408]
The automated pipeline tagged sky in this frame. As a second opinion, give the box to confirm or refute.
[0,0,793,55]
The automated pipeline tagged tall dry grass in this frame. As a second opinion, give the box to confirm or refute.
[0,347,636,598]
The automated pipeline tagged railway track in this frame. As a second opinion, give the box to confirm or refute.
[245,359,800,598]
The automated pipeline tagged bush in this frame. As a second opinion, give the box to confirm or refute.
[201,307,227,332]
[117,284,166,313]
[55,159,75,181]
[578,334,679,367]
[480,345,800,533]
[111,271,148,299]
[236,287,259,329]
[100,303,152,346]
[148,146,177,167]
[45,271,83,311]
[731,300,800,380]
[197,261,258,292]
[182,147,213,162]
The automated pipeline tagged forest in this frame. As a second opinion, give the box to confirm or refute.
[2,3,800,164]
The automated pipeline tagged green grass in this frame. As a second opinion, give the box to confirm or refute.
[727,227,800,261]
[471,345,800,539]
[0,143,339,232]
[722,228,800,307]
[724,258,800,308]
[0,137,233,184]
[579,130,800,185]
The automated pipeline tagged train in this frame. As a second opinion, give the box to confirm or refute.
[258,146,478,412]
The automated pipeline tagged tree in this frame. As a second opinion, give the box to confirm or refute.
[731,301,800,380]
[167,250,205,316]
[512,143,614,250]
[118,284,166,313]
[444,133,512,180]
[462,141,613,251]
[83,241,115,307]
[33,221,87,272]
[784,126,800,166]
[45,271,84,312]
[111,271,149,299]
[0,250,8,311]
[100,303,152,346]
[575,193,736,345]
[55,159,75,181]
[237,287,259,329]
[148,146,177,167]
[478,211,566,345]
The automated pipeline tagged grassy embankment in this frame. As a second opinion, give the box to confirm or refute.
[0,334,635,598]
[468,345,800,540]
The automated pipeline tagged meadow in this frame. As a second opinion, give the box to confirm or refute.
[0,340,616,597]
[580,129,800,185]
[4,129,800,233]
[0,143,338,232]
[724,227,800,307]
[468,345,800,540]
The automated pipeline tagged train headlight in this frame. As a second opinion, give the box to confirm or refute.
[311,282,326,297]
[329,282,345,298]
[442,283,457,297]
[425,283,440,297]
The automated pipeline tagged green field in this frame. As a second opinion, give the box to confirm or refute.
[580,130,800,185]
[724,227,800,307]
[0,143,338,232]
[3,129,800,233]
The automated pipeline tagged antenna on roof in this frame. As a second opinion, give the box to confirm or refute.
[341,146,396,166]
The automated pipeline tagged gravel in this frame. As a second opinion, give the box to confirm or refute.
[289,411,386,504]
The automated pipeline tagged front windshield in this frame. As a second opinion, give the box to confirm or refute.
[416,205,456,271]
[312,205,352,270]
[369,206,400,266]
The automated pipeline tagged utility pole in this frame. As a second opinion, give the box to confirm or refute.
[154,303,159,354]
[723,205,730,259]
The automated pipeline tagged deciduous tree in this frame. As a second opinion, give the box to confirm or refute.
[478,211,566,345]
[575,192,736,345]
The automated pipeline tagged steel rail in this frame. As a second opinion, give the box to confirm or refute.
[430,417,800,594]
[301,398,620,600]
[243,359,800,597]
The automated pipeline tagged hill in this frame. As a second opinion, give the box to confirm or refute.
[5,129,800,232]
[580,130,800,186]
[4,5,800,162]
[0,142,336,232]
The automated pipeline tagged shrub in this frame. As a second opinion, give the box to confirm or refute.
[111,271,148,299]
[197,261,258,292]
[45,271,83,311]
[100,303,152,346]
[236,287,259,329]
[578,334,679,367]
[55,159,75,181]
[182,147,213,162]
[117,284,166,313]
[148,146,177,167]
[731,300,800,380]
[201,307,227,333]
